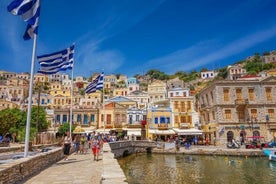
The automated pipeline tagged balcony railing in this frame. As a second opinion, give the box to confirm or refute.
[158,124,168,130]
[235,98,249,105]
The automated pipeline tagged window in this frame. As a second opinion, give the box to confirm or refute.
[160,117,165,124]
[181,102,185,111]
[237,110,245,120]
[268,109,274,120]
[174,102,178,109]
[90,115,95,122]
[266,88,272,101]
[248,88,255,101]
[236,88,242,100]
[62,115,67,123]
[129,115,133,124]
[225,110,231,119]
[223,89,229,102]
[83,115,88,125]
[187,101,191,110]
[175,115,179,124]
[180,116,185,123]
[155,117,158,124]
[56,115,60,123]
[77,114,82,122]
[251,109,257,119]
[107,114,111,123]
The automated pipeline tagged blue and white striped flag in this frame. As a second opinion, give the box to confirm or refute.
[7,0,40,40]
[37,45,75,75]
[85,72,104,94]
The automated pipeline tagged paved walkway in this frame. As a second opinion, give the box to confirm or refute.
[23,150,103,184]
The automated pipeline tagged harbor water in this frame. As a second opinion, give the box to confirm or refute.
[118,153,276,184]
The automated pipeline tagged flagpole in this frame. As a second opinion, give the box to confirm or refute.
[103,85,105,134]
[24,34,38,158]
[69,68,73,138]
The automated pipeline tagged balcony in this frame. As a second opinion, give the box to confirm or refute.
[158,124,168,130]
[127,124,142,128]
[235,98,248,107]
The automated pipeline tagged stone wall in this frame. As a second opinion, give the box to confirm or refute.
[0,148,64,184]
[102,143,127,184]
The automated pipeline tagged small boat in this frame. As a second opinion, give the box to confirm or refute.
[263,148,276,161]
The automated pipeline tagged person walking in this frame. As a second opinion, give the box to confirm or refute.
[91,136,100,161]
[63,131,71,161]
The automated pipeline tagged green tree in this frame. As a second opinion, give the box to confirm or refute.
[0,108,23,136]
[58,122,75,136]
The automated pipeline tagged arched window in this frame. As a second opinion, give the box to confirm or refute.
[253,130,260,137]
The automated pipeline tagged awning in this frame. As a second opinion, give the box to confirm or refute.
[96,129,111,134]
[127,129,141,136]
[173,128,203,135]
[149,129,175,135]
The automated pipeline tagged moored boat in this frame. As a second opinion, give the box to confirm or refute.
[263,148,276,161]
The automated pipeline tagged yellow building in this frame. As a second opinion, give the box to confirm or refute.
[147,100,175,141]
[148,80,167,104]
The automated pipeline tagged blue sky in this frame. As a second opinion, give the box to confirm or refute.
[1,0,276,78]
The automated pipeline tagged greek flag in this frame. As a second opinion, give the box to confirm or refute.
[85,72,104,94]
[37,45,75,75]
[7,0,40,40]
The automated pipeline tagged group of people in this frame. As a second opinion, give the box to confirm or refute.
[62,131,105,161]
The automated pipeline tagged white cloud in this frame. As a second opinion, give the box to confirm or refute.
[75,47,125,77]
[137,25,276,74]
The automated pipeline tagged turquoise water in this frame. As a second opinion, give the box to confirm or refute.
[118,154,276,184]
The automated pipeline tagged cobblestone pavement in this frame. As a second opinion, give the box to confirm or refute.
[23,150,103,184]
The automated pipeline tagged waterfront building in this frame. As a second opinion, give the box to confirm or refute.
[54,107,99,132]
[98,102,127,134]
[198,75,276,145]
[168,87,201,136]
[148,80,167,105]
[126,90,149,109]
[147,100,174,140]
[125,106,147,140]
